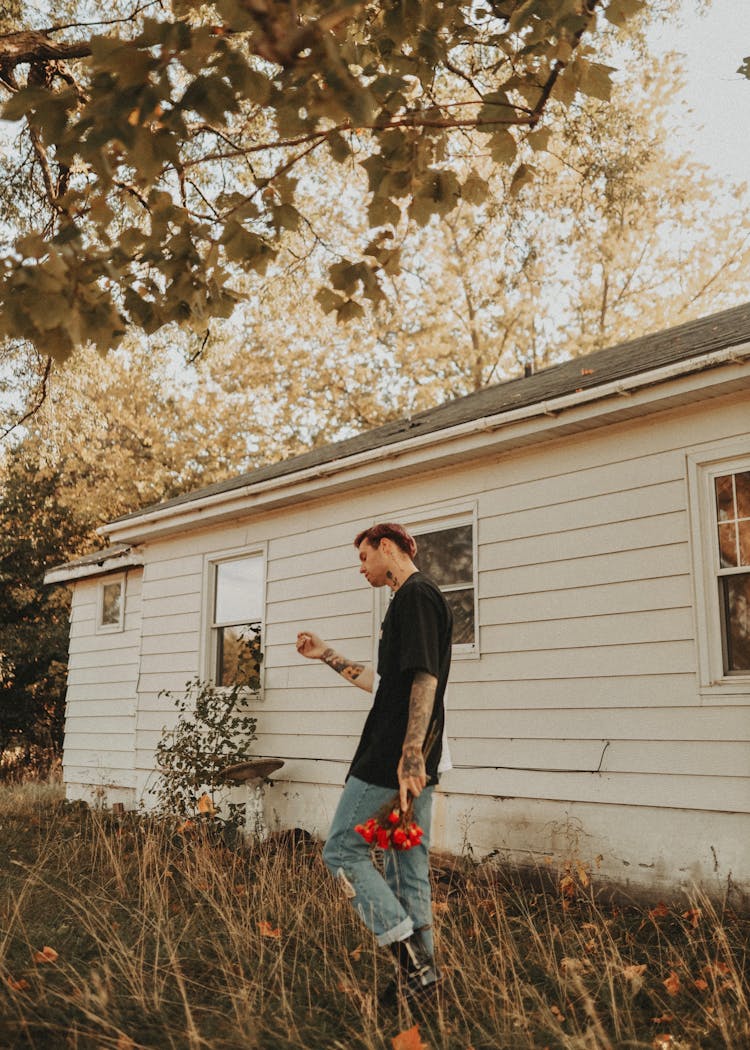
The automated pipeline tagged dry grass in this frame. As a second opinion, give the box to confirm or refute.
[0,784,747,1049]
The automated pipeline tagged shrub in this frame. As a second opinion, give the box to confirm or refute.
[150,677,258,826]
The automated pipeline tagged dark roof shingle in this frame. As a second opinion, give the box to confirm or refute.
[113,302,750,523]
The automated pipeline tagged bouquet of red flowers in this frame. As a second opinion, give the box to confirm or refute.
[355,798,424,851]
[353,724,438,851]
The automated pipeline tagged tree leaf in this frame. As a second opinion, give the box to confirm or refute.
[391,1025,429,1050]
[604,0,645,28]
[509,163,535,196]
[336,299,365,323]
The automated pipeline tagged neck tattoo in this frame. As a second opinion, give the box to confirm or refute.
[386,570,401,590]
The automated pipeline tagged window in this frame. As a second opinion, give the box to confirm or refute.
[97,576,124,632]
[412,521,476,647]
[713,470,750,673]
[688,446,750,694]
[210,554,264,688]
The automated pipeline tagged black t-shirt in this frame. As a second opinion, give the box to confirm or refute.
[347,572,453,790]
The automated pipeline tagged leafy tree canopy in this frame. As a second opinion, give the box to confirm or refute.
[0,0,648,358]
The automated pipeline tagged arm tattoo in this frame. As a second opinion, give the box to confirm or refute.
[321,647,365,682]
[401,671,437,775]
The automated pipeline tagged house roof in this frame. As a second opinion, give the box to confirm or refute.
[44,543,143,585]
[110,302,750,527]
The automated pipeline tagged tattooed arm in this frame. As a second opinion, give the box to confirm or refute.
[296,630,374,693]
[397,671,438,809]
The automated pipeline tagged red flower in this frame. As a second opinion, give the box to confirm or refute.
[354,796,427,851]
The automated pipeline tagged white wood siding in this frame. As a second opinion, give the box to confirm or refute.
[62,387,750,892]
[128,395,750,812]
[63,569,142,801]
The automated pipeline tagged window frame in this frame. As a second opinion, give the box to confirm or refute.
[202,544,267,692]
[376,502,479,660]
[687,441,750,700]
[95,573,126,634]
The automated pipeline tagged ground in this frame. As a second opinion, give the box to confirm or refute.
[0,783,747,1050]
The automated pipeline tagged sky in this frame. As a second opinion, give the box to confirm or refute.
[648,0,750,187]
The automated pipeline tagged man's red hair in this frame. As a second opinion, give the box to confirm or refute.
[354,522,417,558]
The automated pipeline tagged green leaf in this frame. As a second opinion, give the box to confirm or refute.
[408,195,435,227]
[509,163,536,196]
[272,204,301,232]
[368,195,401,228]
[604,0,645,28]
[315,287,345,314]
[336,299,365,323]
[222,52,272,104]
[326,131,352,162]
[527,127,551,151]
[489,129,517,165]
[221,221,275,273]
[180,75,238,122]
[461,173,489,205]
[576,59,615,102]
[360,155,388,194]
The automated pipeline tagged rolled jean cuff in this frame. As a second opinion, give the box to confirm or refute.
[376,916,414,947]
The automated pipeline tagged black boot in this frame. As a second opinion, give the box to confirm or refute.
[381,933,441,1006]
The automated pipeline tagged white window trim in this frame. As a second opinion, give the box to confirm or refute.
[95,573,126,634]
[687,439,750,701]
[375,500,480,661]
[201,543,267,692]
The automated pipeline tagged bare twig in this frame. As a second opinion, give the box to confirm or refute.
[1,355,52,441]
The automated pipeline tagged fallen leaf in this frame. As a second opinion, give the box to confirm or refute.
[33,946,59,964]
[693,978,709,991]
[712,961,731,976]
[432,901,449,914]
[651,1014,674,1024]
[653,1037,673,1049]
[176,819,194,834]
[663,971,681,996]
[649,902,669,920]
[6,976,30,991]
[258,920,281,939]
[560,874,576,898]
[682,908,701,928]
[576,863,590,887]
[622,963,647,982]
[550,1004,565,1022]
[350,944,363,962]
[197,793,215,815]
[392,1025,429,1050]
[581,368,595,375]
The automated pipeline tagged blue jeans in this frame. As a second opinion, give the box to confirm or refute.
[322,776,435,954]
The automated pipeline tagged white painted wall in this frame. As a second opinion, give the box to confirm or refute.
[62,388,750,897]
[63,569,142,806]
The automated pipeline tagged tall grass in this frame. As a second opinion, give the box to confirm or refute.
[0,786,747,1049]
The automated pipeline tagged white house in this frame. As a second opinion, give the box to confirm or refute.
[46,304,750,900]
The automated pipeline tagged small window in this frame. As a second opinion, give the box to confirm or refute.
[412,519,476,648]
[97,577,125,632]
[713,470,750,673]
[211,554,264,688]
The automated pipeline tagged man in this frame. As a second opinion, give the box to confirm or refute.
[296,522,452,1004]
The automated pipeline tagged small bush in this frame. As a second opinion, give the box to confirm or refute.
[150,677,258,825]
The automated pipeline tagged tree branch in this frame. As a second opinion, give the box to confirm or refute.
[1,356,52,441]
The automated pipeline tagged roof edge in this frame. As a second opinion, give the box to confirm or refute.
[100,341,750,544]
[44,546,144,586]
